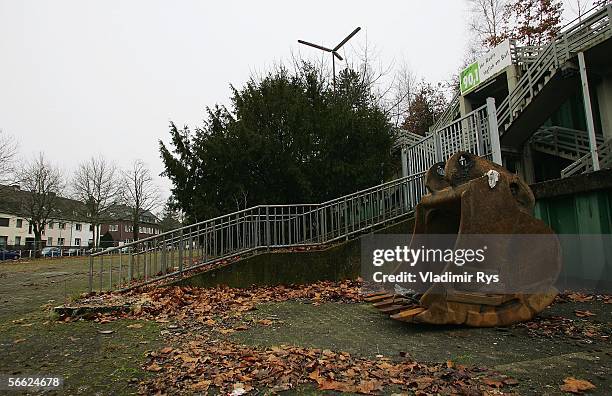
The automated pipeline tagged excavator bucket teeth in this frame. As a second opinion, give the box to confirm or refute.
[363,293,394,302]
[368,152,562,327]
[372,297,410,308]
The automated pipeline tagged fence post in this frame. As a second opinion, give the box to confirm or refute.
[128,254,133,281]
[400,147,408,178]
[433,132,443,162]
[486,97,503,165]
[88,255,93,293]
[178,229,184,275]
[265,206,270,251]
[344,197,349,241]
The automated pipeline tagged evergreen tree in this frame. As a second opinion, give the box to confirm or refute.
[160,63,393,223]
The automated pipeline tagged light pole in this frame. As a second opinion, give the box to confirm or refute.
[298,27,361,90]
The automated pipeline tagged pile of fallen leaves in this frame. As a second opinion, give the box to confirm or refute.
[514,292,611,342]
[131,280,362,322]
[71,280,363,331]
[141,334,517,395]
[515,315,610,342]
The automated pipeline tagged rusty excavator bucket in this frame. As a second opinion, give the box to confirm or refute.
[366,152,562,327]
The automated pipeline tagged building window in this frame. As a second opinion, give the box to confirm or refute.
[58,238,65,246]
[76,223,82,231]
[48,222,54,229]
[89,224,94,231]
[0,218,9,227]
[16,219,23,228]
[15,236,21,246]
[75,238,81,246]
[109,225,119,232]
[47,237,53,246]
[29,223,33,234]
[58,222,65,230]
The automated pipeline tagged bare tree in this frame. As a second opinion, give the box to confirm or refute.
[120,160,161,242]
[468,0,510,48]
[567,0,591,20]
[386,61,417,128]
[0,130,18,185]
[16,153,64,253]
[72,155,119,247]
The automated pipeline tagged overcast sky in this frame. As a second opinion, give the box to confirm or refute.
[0,0,594,203]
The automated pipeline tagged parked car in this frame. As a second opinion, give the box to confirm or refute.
[41,247,61,257]
[120,246,133,253]
[63,248,80,256]
[0,249,20,260]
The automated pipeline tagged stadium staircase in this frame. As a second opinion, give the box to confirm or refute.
[90,6,612,294]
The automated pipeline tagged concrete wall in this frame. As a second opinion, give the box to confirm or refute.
[173,217,415,289]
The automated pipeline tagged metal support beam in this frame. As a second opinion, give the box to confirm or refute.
[400,148,408,178]
[486,97,503,165]
[578,51,600,171]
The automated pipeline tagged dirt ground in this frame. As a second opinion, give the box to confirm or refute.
[0,257,610,395]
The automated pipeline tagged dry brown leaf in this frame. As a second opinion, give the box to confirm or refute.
[146,362,162,372]
[503,377,519,385]
[160,346,174,354]
[13,338,26,344]
[357,379,383,394]
[560,377,596,394]
[127,323,143,329]
[319,379,357,392]
[566,293,594,302]
[574,310,596,318]
[483,377,504,388]
[190,380,211,391]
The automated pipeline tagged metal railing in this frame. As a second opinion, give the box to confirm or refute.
[514,44,546,68]
[497,5,612,135]
[89,172,425,292]
[392,130,426,151]
[561,138,612,178]
[404,98,500,179]
[530,126,605,161]
[431,93,460,133]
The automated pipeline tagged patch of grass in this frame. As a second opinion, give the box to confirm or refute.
[0,258,164,394]
[0,316,163,394]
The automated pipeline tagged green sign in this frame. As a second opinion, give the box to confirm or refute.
[460,62,480,95]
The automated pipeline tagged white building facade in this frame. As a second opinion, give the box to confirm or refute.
[0,212,94,249]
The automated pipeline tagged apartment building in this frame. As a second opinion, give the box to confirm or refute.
[0,185,94,249]
[99,204,160,245]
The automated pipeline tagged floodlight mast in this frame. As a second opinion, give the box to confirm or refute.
[298,27,361,90]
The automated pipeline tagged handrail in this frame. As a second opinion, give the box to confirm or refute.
[497,5,611,135]
[88,172,427,292]
[561,138,612,178]
[432,93,460,132]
